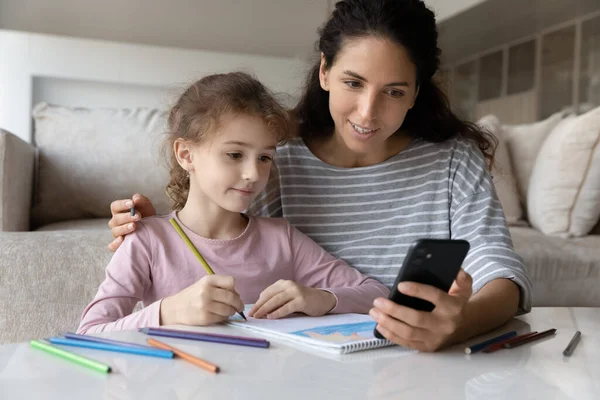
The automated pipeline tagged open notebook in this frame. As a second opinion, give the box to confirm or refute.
[228,305,413,355]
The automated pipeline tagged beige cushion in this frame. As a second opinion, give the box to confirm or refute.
[503,112,565,207]
[31,103,171,228]
[527,106,600,237]
[477,115,524,225]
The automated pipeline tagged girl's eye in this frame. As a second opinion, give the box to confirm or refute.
[227,152,242,160]
[386,89,405,98]
[259,155,273,162]
[344,80,362,89]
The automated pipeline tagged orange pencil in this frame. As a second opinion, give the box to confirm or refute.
[147,338,220,373]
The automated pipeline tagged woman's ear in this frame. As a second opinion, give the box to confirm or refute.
[173,139,194,171]
[318,53,330,92]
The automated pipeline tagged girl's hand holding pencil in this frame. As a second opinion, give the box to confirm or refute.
[160,275,245,326]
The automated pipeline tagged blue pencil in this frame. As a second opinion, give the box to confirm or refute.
[464,330,517,354]
[48,337,174,359]
[65,332,154,349]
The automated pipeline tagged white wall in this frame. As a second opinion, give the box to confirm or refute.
[0,0,485,61]
[0,0,329,59]
[0,30,308,143]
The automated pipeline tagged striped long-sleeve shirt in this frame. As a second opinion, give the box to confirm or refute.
[250,136,532,313]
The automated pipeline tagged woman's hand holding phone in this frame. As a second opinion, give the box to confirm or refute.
[369,269,473,352]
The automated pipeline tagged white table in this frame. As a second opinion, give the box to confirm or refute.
[0,308,598,399]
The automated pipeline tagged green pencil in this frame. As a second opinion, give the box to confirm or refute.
[169,217,247,321]
[30,339,112,374]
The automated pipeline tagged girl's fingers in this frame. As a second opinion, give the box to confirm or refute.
[264,298,299,320]
[209,287,244,312]
[249,281,287,317]
[205,300,241,318]
[251,291,292,319]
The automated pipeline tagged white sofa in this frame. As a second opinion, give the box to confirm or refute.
[1,103,599,344]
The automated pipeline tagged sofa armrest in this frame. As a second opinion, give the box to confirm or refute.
[0,129,36,231]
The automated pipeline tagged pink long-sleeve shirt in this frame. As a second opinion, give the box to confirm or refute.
[78,212,389,333]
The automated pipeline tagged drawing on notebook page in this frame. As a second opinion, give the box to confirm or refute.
[228,305,415,355]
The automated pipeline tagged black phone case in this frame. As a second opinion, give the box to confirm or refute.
[373,239,470,339]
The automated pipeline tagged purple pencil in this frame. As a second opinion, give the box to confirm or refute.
[145,327,268,343]
[139,328,270,349]
[65,332,154,349]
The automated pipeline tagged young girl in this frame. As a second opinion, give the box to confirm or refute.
[77,72,389,334]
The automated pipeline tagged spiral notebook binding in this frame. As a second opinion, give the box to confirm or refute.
[339,338,394,354]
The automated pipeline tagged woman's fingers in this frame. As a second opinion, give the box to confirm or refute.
[448,269,473,299]
[132,193,157,218]
[373,323,430,352]
[372,297,437,331]
[107,236,123,252]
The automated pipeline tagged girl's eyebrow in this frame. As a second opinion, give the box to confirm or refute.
[222,140,276,150]
[342,70,409,87]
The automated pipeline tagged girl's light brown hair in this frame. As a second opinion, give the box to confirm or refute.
[164,72,290,210]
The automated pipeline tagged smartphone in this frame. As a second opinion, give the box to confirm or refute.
[374,239,470,339]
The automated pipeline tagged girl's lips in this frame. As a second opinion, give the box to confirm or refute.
[233,188,254,196]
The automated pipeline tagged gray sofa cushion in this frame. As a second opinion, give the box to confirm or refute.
[31,103,171,228]
[0,228,114,344]
[510,226,600,306]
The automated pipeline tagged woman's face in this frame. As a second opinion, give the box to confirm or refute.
[319,36,418,155]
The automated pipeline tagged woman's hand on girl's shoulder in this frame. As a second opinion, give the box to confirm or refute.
[248,280,336,320]
[107,193,157,252]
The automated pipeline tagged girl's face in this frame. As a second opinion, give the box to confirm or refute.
[180,113,277,214]
[319,36,418,155]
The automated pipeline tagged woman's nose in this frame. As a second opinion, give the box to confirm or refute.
[358,92,378,122]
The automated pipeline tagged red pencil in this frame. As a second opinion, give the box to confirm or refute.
[482,331,538,353]
[504,328,557,349]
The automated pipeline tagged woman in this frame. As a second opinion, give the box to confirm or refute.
[107,0,532,352]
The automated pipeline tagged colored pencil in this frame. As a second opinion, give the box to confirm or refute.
[169,217,247,321]
[504,328,557,349]
[147,338,220,373]
[144,327,268,343]
[482,331,538,353]
[140,327,270,349]
[65,332,154,349]
[464,330,517,354]
[48,337,174,359]
[563,331,581,357]
[30,339,111,374]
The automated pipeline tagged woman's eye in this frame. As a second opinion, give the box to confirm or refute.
[386,89,405,98]
[259,155,273,162]
[227,152,242,160]
[344,81,362,89]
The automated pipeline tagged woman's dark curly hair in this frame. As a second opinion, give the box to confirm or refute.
[294,0,497,168]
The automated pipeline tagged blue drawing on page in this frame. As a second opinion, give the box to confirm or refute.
[290,322,378,343]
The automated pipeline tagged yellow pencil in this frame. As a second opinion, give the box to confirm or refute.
[169,217,247,321]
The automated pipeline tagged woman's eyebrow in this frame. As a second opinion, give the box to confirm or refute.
[342,70,409,87]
